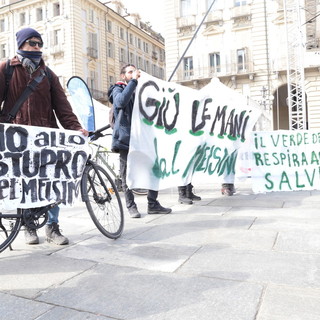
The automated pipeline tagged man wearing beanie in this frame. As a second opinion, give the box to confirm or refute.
[0,27,88,246]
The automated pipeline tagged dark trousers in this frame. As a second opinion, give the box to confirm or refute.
[119,149,158,208]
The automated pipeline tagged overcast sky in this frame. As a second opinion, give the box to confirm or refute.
[121,0,165,34]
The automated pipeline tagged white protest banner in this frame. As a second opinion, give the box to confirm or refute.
[127,74,261,190]
[251,130,320,192]
[0,123,89,210]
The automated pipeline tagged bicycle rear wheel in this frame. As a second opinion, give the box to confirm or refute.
[0,209,23,253]
[82,163,124,239]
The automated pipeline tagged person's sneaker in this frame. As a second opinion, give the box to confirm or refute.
[45,223,69,245]
[24,227,39,245]
[128,206,141,218]
[148,201,172,214]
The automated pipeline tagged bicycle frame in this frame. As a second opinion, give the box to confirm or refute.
[81,157,113,203]
[91,143,119,180]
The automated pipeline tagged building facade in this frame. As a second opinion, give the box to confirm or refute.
[163,0,320,131]
[0,0,165,103]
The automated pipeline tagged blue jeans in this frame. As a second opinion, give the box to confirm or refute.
[47,205,60,225]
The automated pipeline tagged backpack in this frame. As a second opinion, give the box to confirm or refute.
[107,83,126,129]
[3,59,53,103]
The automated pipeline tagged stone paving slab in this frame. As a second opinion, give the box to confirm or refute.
[0,292,51,320]
[257,285,320,320]
[55,237,200,273]
[251,216,320,232]
[37,306,113,320]
[128,215,256,244]
[274,231,320,253]
[227,206,320,218]
[283,200,320,207]
[177,245,320,289]
[0,253,95,299]
[37,263,263,320]
[210,197,284,208]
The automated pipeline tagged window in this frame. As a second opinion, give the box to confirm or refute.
[89,9,94,23]
[237,49,246,72]
[143,42,149,53]
[89,71,96,91]
[53,29,62,45]
[107,20,112,33]
[0,43,6,58]
[152,64,159,77]
[129,33,133,45]
[209,52,221,73]
[88,32,98,58]
[138,57,142,68]
[129,52,135,64]
[234,0,246,6]
[159,68,164,79]
[183,56,193,78]
[53,2,60,16]
[137,38,141,49]
[120,47,125,62]
[0,19,5,32]
[119,27,124,40]
[107,41,114,58]
[181,0,194,17]
[20,12,26,26]
[208,0,220,11]
[159,49,165,62]
[145,60,150,73]
[36,8,43,21]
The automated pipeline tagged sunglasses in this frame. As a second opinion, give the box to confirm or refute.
[25,40,44,48]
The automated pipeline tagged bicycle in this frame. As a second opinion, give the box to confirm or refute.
[90,131,148,196]
[0,124,124,253]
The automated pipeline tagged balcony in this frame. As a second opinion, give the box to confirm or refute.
[87,47,98,59]
[177,15,196,28]
[152,51,158,60]
[231,5,251,18]
[206,10,223,23]
[176,62,254,82]
[50,44,64,56]
[306,38,320,50]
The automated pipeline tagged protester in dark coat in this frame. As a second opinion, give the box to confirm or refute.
[0,27,87,245]
[111,64,172,218]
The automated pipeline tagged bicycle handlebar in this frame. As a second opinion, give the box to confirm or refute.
[89,124,111,141]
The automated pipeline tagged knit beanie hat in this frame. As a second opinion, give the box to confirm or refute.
[16,28,42,49]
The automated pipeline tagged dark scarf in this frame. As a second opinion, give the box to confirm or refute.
[17,49,42,74]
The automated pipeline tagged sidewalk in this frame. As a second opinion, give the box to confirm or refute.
[1,181,320,320]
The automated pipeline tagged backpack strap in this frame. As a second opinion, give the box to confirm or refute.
[44,66,53,87]
[7,69,47,123]
[3,59,14,102]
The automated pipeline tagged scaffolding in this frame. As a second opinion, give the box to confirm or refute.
[283,0,307,130]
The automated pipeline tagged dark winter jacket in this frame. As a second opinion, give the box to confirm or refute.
[111,79,138,152]
[0,57,82,130]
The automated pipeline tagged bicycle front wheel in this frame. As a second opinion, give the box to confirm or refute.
[0,209,23,253]
[82,163,124,239]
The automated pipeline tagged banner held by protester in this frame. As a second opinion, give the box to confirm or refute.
[251,130,320,192]
[127,74,261,190]
[0,123,89,210]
